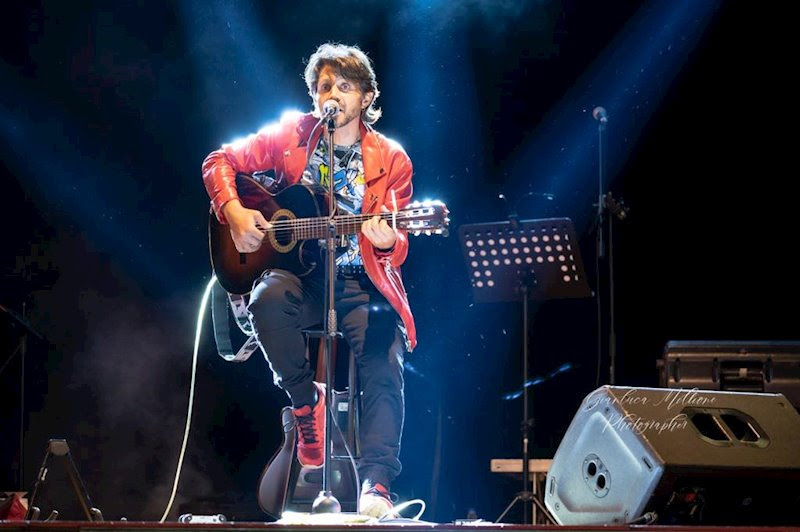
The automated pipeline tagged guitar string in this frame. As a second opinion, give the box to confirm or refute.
[262,223,432,238]
[259,211,417,226]
[257,211,429,234]
[264,221,439,238]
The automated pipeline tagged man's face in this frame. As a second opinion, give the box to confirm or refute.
[314,64,372,131]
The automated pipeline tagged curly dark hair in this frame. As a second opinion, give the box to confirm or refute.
[304,43,381,124]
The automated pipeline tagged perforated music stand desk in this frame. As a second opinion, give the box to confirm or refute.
[459,217,590,303]
[459,217,589,524]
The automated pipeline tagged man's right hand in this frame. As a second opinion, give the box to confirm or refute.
[222,199,271,253]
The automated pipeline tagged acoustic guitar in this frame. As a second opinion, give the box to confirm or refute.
[208,174,449,295]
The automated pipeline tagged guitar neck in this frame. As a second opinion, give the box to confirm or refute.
[278,212,407,240]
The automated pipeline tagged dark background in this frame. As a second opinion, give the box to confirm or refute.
[1,0,797,524]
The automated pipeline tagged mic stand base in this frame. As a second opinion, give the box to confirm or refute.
[311,490,342,514]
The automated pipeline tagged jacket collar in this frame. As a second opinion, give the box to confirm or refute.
[296,113,386,183]
[359,121,387,184]
[295,113,320,147]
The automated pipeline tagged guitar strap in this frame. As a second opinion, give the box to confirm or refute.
[211,280,259,362]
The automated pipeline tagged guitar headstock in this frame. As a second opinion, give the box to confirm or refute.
[398,200,450,237]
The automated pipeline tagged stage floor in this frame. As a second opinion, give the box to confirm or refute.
[1,521,798,532]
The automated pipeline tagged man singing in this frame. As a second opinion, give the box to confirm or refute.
[202,43,415,518]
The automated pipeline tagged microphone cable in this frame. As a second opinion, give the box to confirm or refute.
[159,275,217,522]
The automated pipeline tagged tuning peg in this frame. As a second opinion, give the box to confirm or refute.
[425,230,431,236]
[413,231,421,236]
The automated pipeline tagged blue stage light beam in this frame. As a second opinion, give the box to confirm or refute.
[506,0,721,229]
[384,4,482,210]
[177,0,297,139]
[0,73,179,290]
[501,362,577,400]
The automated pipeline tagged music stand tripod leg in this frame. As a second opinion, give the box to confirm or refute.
[495,489,556,525]
[530,492,556,525]
[495,493,521,524]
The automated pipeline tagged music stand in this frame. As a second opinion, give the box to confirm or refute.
[458,218,590,524]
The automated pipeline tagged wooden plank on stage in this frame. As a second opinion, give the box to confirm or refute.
[489,459,552,474]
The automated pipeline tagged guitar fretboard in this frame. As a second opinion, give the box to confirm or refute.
[267,211,414,240]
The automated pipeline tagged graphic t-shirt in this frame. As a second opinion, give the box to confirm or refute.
[302,138,365,266]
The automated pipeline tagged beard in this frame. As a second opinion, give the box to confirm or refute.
[334,105,361,129]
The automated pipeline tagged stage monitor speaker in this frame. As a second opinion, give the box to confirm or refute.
[544,386,800,526]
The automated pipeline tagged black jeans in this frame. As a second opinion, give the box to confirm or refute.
[247,268,405,487]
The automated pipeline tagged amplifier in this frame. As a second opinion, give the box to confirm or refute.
[658,340,800,408]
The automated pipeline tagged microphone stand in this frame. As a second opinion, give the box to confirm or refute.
[597,110,613,385]
[311,111,341,514]
[1,302,44,491]
[592,108,619,386]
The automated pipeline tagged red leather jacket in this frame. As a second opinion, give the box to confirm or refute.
[202,111,416,350]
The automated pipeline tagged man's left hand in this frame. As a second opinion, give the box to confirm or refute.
[361,213,396,251]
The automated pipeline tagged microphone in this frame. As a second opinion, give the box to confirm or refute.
[592,106,608,124]
[322,100,340,118]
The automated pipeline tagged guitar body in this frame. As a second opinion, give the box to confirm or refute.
[209,178,325,295]
[257,407,298,519]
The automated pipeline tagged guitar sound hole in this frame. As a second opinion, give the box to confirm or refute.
[275,229,292,246]
[272,215,294,247]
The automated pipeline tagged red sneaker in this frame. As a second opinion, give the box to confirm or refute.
[293,382,325,469]
[360,481,395,518]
